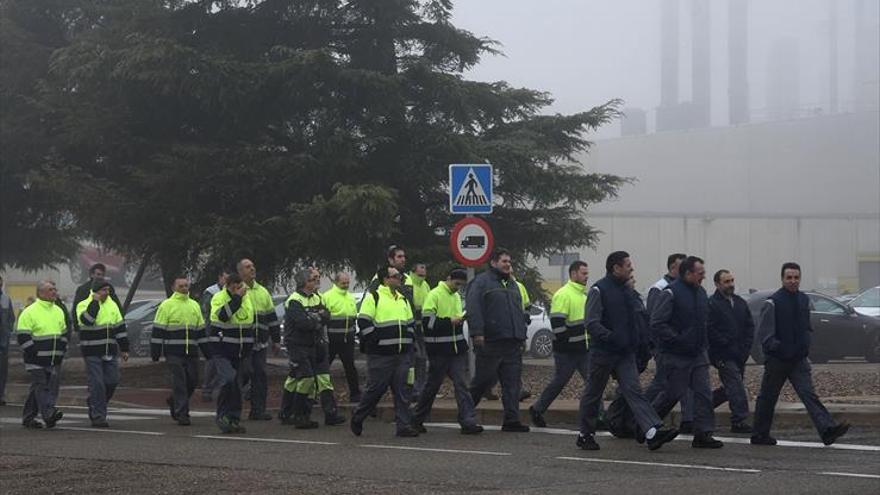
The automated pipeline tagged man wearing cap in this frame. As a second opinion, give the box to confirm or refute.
[76,278,129,427]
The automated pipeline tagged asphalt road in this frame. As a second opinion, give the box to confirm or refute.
[1,405,878,494]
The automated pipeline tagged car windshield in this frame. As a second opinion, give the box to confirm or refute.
[125,300,160,320]
[808,294,847,315]
[851,287,879,308]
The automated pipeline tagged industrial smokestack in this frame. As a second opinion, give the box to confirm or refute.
[691,0,711,127]
[728,0,750,125]
[829,0,839,114]
[660,0,679,108]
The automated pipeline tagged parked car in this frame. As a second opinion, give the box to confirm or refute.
[849,286,879,318]
[746,290,880,363]
[123,299,163,357]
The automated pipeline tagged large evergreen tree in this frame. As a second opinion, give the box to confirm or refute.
[2,0,627,298]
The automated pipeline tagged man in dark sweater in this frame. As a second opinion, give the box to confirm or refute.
[751,262,850,446]
[650,256,723,449]
[707,269,754,433]
[576,251,678,451]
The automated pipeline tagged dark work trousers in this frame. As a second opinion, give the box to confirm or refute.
[0,329,9,402]
[469,340,524,425]
[328,338,361,398]
[711,359,750,424]
[166,354,199,419]
[214,355,244,422]
[650,352,715,434]
[753,357,836,438]
[579,350,661,435]
[202,357,219,399]
[23,365,60,423]
[413,353,477,428]
[84,356,119,421]
[352,352,414,433]
[410,323,428,401]
[533,351,590,414]
[645,354,694,424]
[241,347,268,415]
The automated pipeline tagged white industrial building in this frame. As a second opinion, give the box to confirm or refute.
[537,110,880,295]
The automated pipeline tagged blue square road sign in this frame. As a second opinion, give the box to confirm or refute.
[449,164,493,214]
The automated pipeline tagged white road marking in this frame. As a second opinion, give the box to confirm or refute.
[425,423,880,452]
[557,456,761,473]
[194,435,338,446]
[1,404,216,418]
[57,426,165,436]
[361,444,511,456]
[818,471,880,479]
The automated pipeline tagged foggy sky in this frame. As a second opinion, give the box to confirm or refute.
[452,0,879,139]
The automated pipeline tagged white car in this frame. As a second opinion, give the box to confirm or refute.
[850,286,880,318]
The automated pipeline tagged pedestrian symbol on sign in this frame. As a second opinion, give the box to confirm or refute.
[448,163,493,214]
[453,169,489,207]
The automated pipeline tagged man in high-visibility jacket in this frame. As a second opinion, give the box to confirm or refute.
[76,278,129,428]
[405,262,431,402]
[208,273,254,434]
[279,268,345,428]
[16,280,67,429]
[151,276,209,425]
[530,261,591,427]
[322,272,361,402]
[412,268,483,434]
[236,258,281,421]
[351,266,419,438]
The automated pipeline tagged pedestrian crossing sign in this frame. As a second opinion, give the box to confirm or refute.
[449,164,493,214]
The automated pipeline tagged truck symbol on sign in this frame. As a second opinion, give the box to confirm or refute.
[461,235,485,249]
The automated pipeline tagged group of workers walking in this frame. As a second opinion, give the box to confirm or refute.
[2,245,851,451]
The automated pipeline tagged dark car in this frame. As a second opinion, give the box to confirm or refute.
[746,290,880,363]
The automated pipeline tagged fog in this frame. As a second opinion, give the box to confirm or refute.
[453,0,880,139]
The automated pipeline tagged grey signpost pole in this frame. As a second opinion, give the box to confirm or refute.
[466,214,477,380]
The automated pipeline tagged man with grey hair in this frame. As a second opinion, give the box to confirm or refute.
[16,281,68,428]
[279,268,345,428]
[0,274,15,406]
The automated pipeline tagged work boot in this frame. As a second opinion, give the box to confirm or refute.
[44,410,63,429]
[293,414,319,429]
[730,422,752,434]
[396,427,420,438]
[822,423,851,446]
[23,419,44,429]
[529,406,547,428]
[750,434,777,446]
[678,421,694,434]
[319,390,344,426]
[230,420,247,434]
[248,411,273,421]
[350,418,363,436]
[216,415,235,434]
[501,422,530,433]
[166,397,177,420]
[91,418,109,428]
[414,422,428,434]
[325,413,346,426]
[576,433,600,451]
[461,424,484,435]
[692,432,724,449]
[647,427,680,451]
[176,416,192,426]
